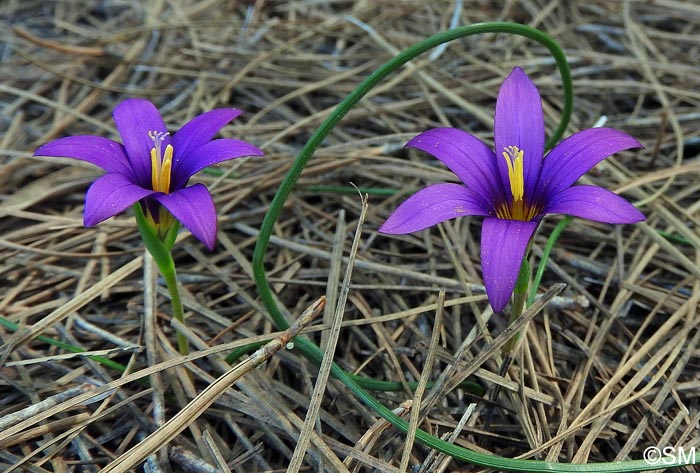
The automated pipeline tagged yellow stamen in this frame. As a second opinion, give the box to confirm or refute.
[150,147,160,191]
[496,145,541,221]
[148,131,173,193]
[502,145,524,201]
[159,144,173,193]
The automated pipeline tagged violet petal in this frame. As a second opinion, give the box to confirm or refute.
[34,136,134,178]
[406,127,503,207]
[153,183,217,250]
[112,99,168,186]
[494,67,545,201]
[544,185,645,224]
[170,138,264,190]
[172,108,243,159]
[83,173,155,226]
[538,128,642,199]
[379,183,491,234]
[480,217,538,312]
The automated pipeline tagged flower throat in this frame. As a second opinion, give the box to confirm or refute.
[496,145,539,221]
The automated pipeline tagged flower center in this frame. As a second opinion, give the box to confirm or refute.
[496,145,539,221]
[149,131,173,193]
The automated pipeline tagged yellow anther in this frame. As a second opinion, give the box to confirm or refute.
[159,144,173,193]
[502,145,524,201]
[150,147,160,191]
[148,131,173,193]
[497,146,541,221]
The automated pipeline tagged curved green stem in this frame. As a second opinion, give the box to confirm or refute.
[254,22,572,334]
[251,22,693,471]
[299,335,663,471]
[225,340,484,394]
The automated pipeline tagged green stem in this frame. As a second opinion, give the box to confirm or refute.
[134,203,188,355]
[159,259,189,356]
[225,340,484,394]
[503,257,530,355]
[304,185,400,195]
[251,23,693,471]
[528,216,573,306]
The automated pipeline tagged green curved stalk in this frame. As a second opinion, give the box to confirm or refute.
[224,340,484,394]
[251,22,694,471]
[254,22,572,332]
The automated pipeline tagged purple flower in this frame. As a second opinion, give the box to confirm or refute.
[34,98,263,250]
[379,67,644,312]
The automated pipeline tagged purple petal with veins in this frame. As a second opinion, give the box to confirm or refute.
[544,185,645,224]
[406,128,503,207]
[112,98,168,187]
[538,128,642,199]
[83,173,155,226]
[153,184,218,250]
[34,136,134,178]
[481,218,539,312]
[379,183,491,234]
[494,67,545,200]
[171,138,264,190]
[172,108,243,158]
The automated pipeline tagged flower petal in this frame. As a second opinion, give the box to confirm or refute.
[481,217,538,312]
[172,108,244,159]
[152,184,217,250]
[113,98,168,186]
[34,136,133,177]
[170,138,264,189]
[406,128,503,206]
[379,183,491,234]
[494,67,545,201]
[543,185,645,224]
[83,173,155,226]
[538,128,642,198]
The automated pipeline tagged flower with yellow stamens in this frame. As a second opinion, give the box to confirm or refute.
[34,99,264,250]
[380,67,645,312]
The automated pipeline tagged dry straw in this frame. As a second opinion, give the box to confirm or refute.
[1,0,699,471]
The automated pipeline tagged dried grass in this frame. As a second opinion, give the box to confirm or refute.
[1,0,699,471]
